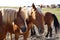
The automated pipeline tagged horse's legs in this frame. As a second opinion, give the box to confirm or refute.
[23,31,29,40]
[4,38,6,40]
[24,36,27,40]
[4,36,6,40]
[45,26,50,37]
[3,30,7,40]
[15,34,19,40]
[3,35,6,40]
[49,27,52,37]
[46,24,52,37]
[10,33,12,40]
[55,27,58,34]
[23,34,29,40]
[23,33,28,40]
[31,27,36,36]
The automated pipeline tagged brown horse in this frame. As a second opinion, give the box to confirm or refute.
[28,3,45,36]
[44,12,60,37]
[0,11,7,40]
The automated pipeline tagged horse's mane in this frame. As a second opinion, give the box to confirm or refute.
[36,6,42,14]
[2,8,17,23]
[19,7,32,20]
[32,3,42,14]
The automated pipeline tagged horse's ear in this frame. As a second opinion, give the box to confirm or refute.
[19,7,21,12]
[17,7,22,16]
[0,11,2,14]
[32,3,36,10]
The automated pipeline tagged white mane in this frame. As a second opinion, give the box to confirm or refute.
[21,7,32,20]
[26,7,32,15]
[20,7,29,20]
[36,6,42,14]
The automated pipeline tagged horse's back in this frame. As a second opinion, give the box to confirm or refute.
[44,12,53,24]
[45,12,53,19]
[2,8,17,23]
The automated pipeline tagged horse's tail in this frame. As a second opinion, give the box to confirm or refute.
[52,14,60,33]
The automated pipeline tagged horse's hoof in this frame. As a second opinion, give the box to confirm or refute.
[45,35,48,37]
[50,35,52,37]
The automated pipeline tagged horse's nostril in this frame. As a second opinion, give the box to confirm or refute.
[38,27,43,33]
[21,26,26,32]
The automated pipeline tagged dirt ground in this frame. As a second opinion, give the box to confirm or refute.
[5,25,60,40]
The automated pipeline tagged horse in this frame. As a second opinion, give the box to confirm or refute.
[44,12,60,37]
[0,8,27,40]
[16,7,35,40]
[15,6,42,40]
[28,3,45,36]
[19,6,40,37]
[2,8,17,23]
[0,11,7,40]
[4,7,33,40]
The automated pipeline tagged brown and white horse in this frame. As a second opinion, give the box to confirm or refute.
[30,3,60,38]
[5,7,34,40]
[28,3,45,36]
[18,6,40,37]
[0,8,28,40]
[17,7,34,40]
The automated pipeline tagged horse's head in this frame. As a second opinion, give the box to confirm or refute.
[17,7,29,20]
[13,7,28,32]
[31,3,44,33]
[31,3,42,20]
[15,7,33,32]
[30,3,36,20]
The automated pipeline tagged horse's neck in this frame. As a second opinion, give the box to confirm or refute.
[33,13,42,26]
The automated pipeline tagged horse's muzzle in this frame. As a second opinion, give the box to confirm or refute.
[38,27,44,33]
[21,26,26,32]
